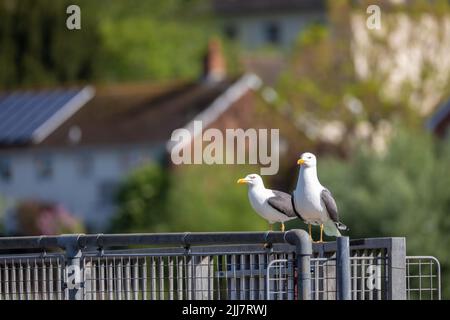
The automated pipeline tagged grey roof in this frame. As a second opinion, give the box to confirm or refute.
[0,87,94,146]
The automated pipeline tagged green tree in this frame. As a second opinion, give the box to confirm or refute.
[165,165,268,232]
[110,164,170,233]
[318,127,450,297]
[0,0,103,88]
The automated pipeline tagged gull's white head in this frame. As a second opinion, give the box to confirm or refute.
[237,174,264,187]
[297,152,317,168]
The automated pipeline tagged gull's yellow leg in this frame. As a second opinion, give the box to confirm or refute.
[269,223,273,231]
[319,224,324,243]
[281,222,285,232]
[308,224,312,241]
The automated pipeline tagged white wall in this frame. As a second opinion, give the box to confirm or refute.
[0,144,164,232]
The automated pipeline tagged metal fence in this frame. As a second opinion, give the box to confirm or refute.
[0,231,441,300]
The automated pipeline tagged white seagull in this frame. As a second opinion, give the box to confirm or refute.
[293,152,348,242]
[237,174,300,231]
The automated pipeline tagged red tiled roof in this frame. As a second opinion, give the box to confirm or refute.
[38,79,238,148]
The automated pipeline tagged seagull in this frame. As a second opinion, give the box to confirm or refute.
[237,174,300,231]
[293,152,348,242]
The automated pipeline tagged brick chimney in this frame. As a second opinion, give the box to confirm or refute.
[202,38,226,83]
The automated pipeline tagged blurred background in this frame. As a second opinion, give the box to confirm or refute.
[0,0,450,295]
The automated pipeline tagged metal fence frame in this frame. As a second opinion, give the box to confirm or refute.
[0,230,311,300]
[0,231,441,300]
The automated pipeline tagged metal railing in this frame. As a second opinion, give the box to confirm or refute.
[0,231,441,300]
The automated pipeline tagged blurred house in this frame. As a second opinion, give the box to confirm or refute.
[213,0,326,50]
[0,41,305,232]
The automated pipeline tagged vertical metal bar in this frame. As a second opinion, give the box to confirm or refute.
[18,260,24,300]
[230,255,237,300]
[58,235,83,300]
[186,256,193,300]
[115,257,123,300]
[4,260,10,300]
[33,259,38,300]
[11,259,16,300]
[48,258,54,300]
[287,255,294,300]
[141,258,147,300]
[258,254,265,300]
[388,238,406,300]
[99,259,105,300]
[108,258,114,300]
[249,255,255,300]
[133,258,139,300]
[26,260,32,300]
[41,259,47,300]
[239,255,246,300]
[125,258,131,300]
[150,257,156,300]
[177,256,183,300]
[361,250,366,300]
[217,255,223,300]
[159,257,164,300]
[169,257,174,300]
[284,230,312,300]
[91,258,97,300]
[56,259,62,300]
[337,237,351,300]
[208,255,214,300]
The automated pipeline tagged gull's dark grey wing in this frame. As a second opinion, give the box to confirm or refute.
[267,190,297,218]
[321,188,349,231]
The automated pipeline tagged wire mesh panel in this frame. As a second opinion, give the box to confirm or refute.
[406,256,441,300]
[266,259,295,300]
[0,254,66,300]
[311,249,389,300]
[82,250,296,300]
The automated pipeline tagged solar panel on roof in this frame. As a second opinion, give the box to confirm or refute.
[0,87,94,145]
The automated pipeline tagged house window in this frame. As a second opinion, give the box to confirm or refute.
[34,156,52,180]
[0,158,12,182]
[264,22,280,44]
[223,24,238,40]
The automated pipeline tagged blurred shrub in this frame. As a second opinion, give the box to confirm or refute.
[319,127,450,297]
[111,163,269,233]
[110,164,169,233]
[15,200,85,235]
[165,165,267,232]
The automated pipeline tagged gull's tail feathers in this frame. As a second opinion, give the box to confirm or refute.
[336,222,349,231]
[323,220,341,237]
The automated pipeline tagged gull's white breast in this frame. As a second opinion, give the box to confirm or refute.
[294,183,328,225]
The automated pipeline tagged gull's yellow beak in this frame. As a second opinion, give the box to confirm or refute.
[237,178,248,184]
[297,159,305,165]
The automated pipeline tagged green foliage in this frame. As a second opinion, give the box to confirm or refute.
[112,164,269,233]
[96,0,216,82]
[318,127,450,296]
[0,0,103,89]
[110,164,169,233]
[165,165,267,232]
[0,0,237,88]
